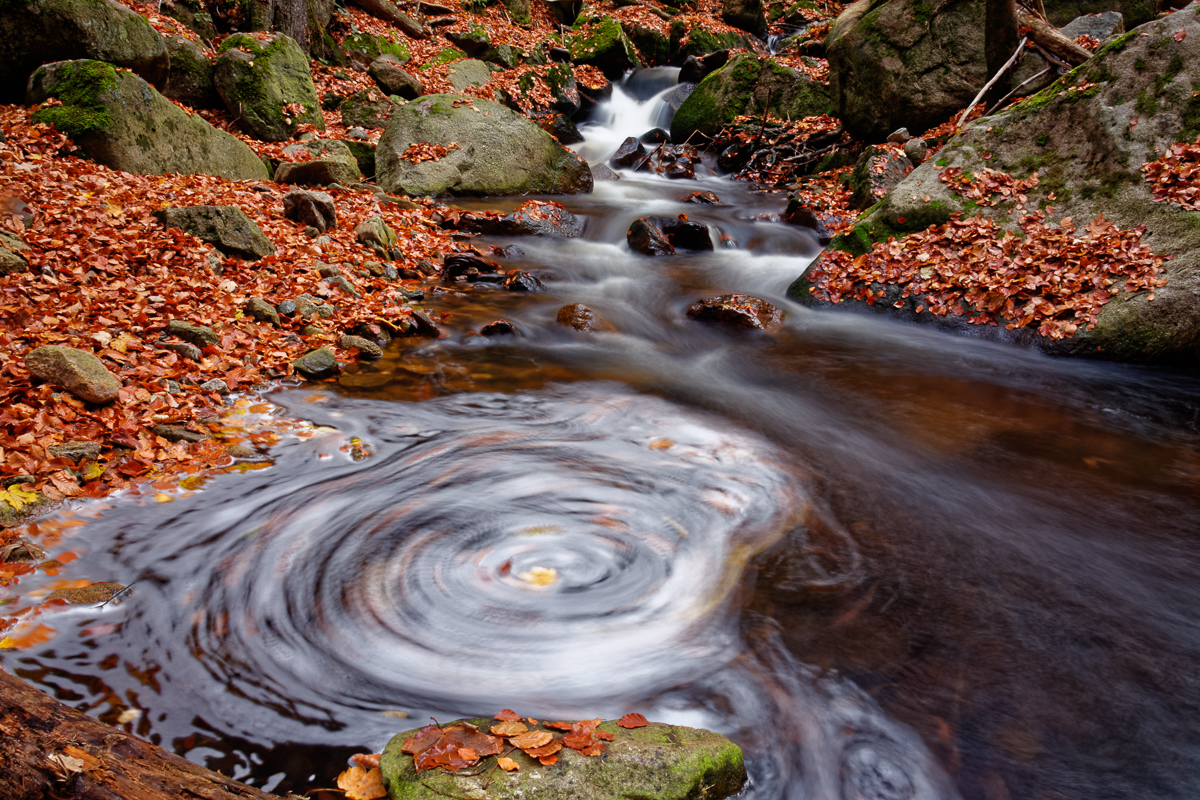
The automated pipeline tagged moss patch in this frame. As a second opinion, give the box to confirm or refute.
[30,60,120,137]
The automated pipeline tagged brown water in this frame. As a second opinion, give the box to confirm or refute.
[5,73,1200,800]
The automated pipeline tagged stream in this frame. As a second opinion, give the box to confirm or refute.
[6,69,1200,800]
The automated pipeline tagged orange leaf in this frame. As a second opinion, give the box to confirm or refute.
[524,741,562,757]
[617,713,649,729]
[495,709,522,721]
[491,721,529,737]
[336,766,387,800]
[581,741,605,757]
[510,730,554,750]
[595,730,614,742]
[497,757,520,772]
[538,754,558,766]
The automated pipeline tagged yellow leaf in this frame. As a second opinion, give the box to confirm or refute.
[337,766,387,800]
[0,484,39,511]
[517,566,557,587]
[497,757,520,772]
[153,493,173,504]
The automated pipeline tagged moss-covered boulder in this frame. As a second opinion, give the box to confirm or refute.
[163,35,221,109]
[339,89,403,129]
[27,60,269,181]
[0,0,168,104]
[795,12,1200,365]
[343,32,411,67]
[376,94,593,197]
[826,0,987,141]
[668,21,757,65]
[214,33,324,142]
[381,719,746,800]
[569,14,642,78]
[623,22,671,66]
[722,0,767,39]
[670,53,830,142]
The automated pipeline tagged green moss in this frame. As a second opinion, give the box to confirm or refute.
[829,199,955,257]
[30,60,120,137]
[418,47,467,69]
[343,32,411,64]
[935,157,948,167]
[1180,89,1200,141]
[1035,133,1049,147]
[1134,58,1146,71]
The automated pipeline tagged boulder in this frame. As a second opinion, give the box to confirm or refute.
[25,346,121,403]
[343,32,410,67]
[687,294,783,330]
[26,60,269,181]
[448,200,583,237]
[722,0,767,39]
[213,33,323,142]
[356,215,397,251]
[568,15,643,77]
[825,0,987,141]
[794,13,1200,364]
[628,218,675,255]
[336,334,384,359]
[292,347,339,379]
[446,59,492,92]
[282,189,337,232]
[557,302,615,332]
[381,719,746,800]
[0,0,168,104]
[623,22,671,66]
[0,230,29,276]
[670,53,830,142]
[376,94,593,197]
[275,139,362,186]
[162,35,220,109]
[660,216,713,250]
[668,20,757,64]
[151,423,209,442]
[848,146,913,210]
[339,89,403,130]
[154,206,275,260]
[368,57,423,99]
[679,49,730,83]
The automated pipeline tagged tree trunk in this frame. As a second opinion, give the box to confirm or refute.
[1016,5,1094,66]
[0,668,279,800]
[347,0,432,39]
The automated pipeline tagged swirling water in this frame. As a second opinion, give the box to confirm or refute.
[6,76,1200,800]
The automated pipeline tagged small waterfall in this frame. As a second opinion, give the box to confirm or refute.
[574,67,682,165]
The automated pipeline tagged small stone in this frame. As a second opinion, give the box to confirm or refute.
[611,136,648,169]
[590,164,621,181]
[304,226,321,238]
[293,347,340,379]
[165,380,183,394]
[362,260,386,276]
[356,215,397,251]
[166,320,219,347]
[337,334,384,359]
[886,127,911,143]
[904,137,928,165]
[199,378,230,394]
[282,189,338,232]
[25,346,121,404]
[686,294,783,331]
[151,423,211,443]
[225,444,262,459]
[245,297,281,327]
[383,265,399,281]
[277,299,298,317]
[684,191,721,204]
[325,275,362,298]
[162,341,202,360]
[299,324,324,337]
[556,303,614,332]
[47,440,102,461]
[348,127,370,140]
[388,247,403,261]
[480,319,517,336]
[504,271,545,292]
[316,262,342,278]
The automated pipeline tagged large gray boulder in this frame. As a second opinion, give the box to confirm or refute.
[154,206,275,260]
[25,346,121,404]
[0,0,167,104]
[793,12,1200,365]
[826,0,987,141]
[275,139,362,186]
[214,33,324,142]
[27,60,269,181]
[381,719,746,800]
[670,53,830,142]
[376,94,593,197]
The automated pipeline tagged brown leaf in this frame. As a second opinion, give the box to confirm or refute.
[510,730,554,750]
[497,757,520,771]
[337,766,387,800]
[617,713,649,729]
[495,708,522,721]
[491,721,529,737]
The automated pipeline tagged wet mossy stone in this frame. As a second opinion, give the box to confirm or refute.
[292,346,339,379]
[623,22,670,66]
[343,32,411,67]
[667,22,755,64]
[381,719,747,800]
[214,33,324,142]
[447,59,493,92]
[799,8,1200,365]
[568,14,642,78]
[163,35,221,110]
[0,0,168,104]
[27,60,268,181]
[376,94,594,197]
[670,53,829,142]
[154,205,275,260]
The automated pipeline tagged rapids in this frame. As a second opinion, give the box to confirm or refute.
[4,72,1200,800]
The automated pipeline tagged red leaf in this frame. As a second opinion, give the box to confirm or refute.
[617,713,649,729]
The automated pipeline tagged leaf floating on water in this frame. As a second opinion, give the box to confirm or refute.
[495,708,522,721]
[617,713,649,729]
[649,438,674,450]
[337,765,387,800]
[517,566,558,587]
[497,757,520,772]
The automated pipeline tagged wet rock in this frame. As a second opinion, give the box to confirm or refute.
[537,113,584,145]
[151,423,210,443]
[684,190,721,204]
[904,137,928,166]
[47,440,102,461]
[46,582,126,606]
[491,245,525,258]
[337,334,384,359]
[556,303,614,332]
[480,319,517,336]
[782,201,835,244]
[660,216,713,251]
[591,164,621,181]
[640,127,670,143]
[381,719,746,800]
[409,309,443,338]
[282,189,338,232]
[679,49,730,83]
[199,378,230,394]
[348,322,391,346]
[155,205,275,259]
[369,56,423,99]
[448,200,583,238]
[444,253,502,280]
[356,215,397,252]
[612,136,648,169]
[26,346,121,404]
[277,299,298,317]
[225,444,263,459]
[161,341,202,361]
[686,294,783,331]
[849,146,913,210]
[504,271,545,292]
[292,347,340,379]
[628,218,674,256]
[166,320,219,347]
[663,160,695,179]
[245,297,281,327]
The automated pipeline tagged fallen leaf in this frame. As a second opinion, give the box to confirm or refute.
[510,730,554,750]
[337,765,387,800]
[495,709,522,721]
[491,721,529,737]
[497,757,520,771]
[351,753,382,770]
[617,713,649,729]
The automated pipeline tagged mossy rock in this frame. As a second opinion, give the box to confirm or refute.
[670,53,829,142]
[214,32,324,142]
[343,32,411,66]
[339,89,402,129]
[381,719,747,800]
[27,59,268,180]
[668,22,756,64]
[0,0,168,104]
[623,22,670,66]
[376,93,593,196]
[163,35,221,109]
[568,14,642,78]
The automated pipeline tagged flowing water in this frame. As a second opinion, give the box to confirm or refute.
[6,73,1200,800]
